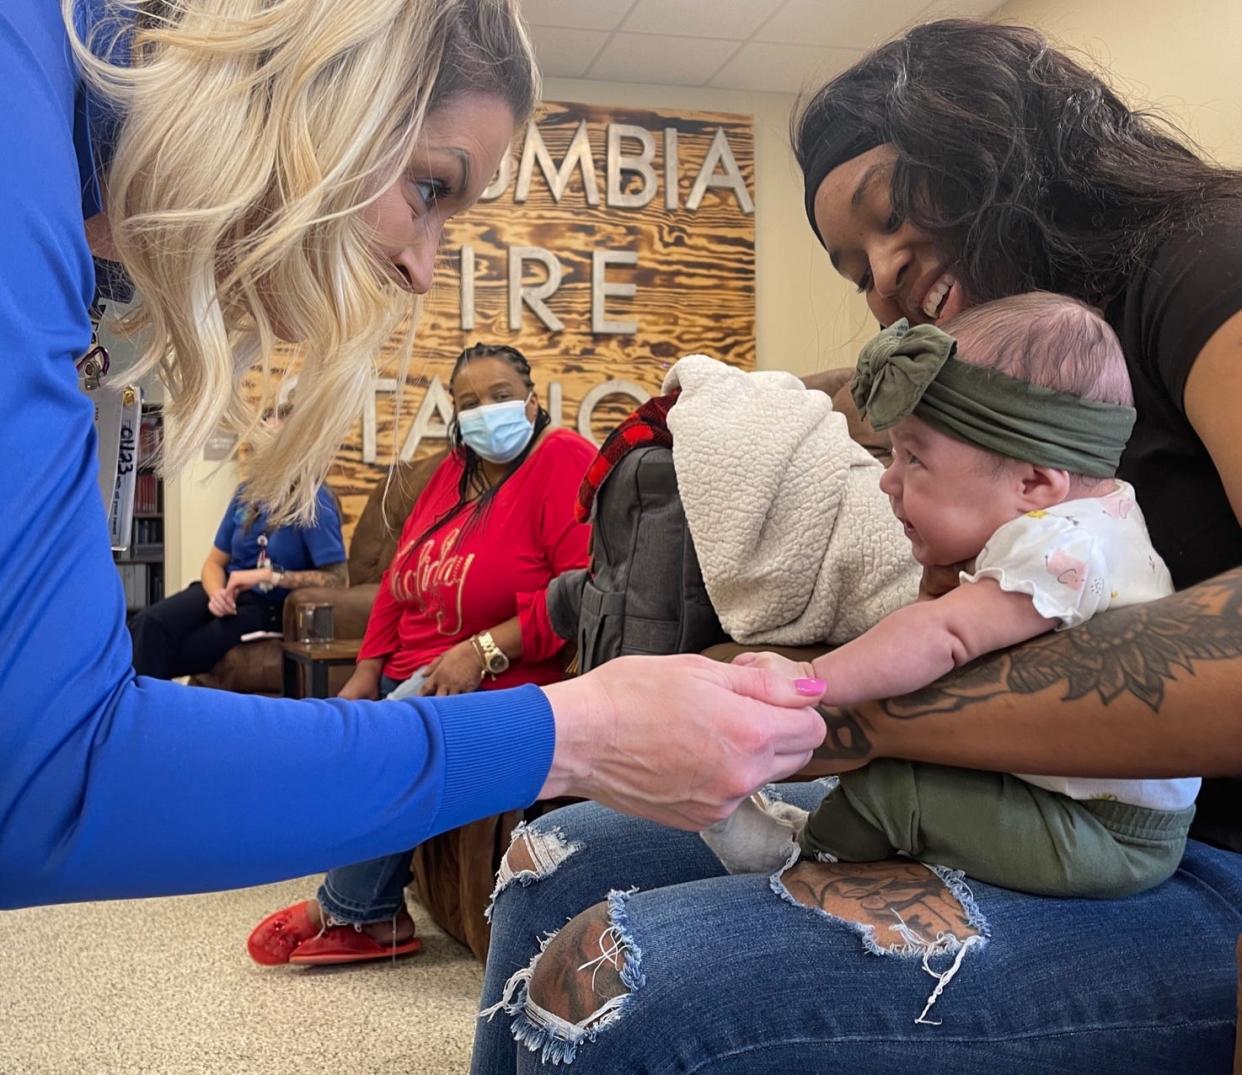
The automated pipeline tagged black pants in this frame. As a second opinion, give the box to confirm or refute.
[129,582,282,679]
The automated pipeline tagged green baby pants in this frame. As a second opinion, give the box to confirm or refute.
[799,760,1195,898]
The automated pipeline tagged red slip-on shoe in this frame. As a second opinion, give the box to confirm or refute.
[288,924,423,965]
[247,900,322,966]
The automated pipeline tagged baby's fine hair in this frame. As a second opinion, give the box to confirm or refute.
[941,292,1134,407]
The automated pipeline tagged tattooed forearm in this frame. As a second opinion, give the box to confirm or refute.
[815,706,872,762]
[280,562,348,590]
[881,567,1242,719]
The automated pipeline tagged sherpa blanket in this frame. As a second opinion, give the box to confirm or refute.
[663,354,919,645]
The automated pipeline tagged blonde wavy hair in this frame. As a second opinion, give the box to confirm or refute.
[64,0,538,522]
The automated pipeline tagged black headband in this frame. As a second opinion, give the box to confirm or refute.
[801,130,882,244]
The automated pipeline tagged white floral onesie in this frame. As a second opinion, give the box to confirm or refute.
[961,480,1199,812]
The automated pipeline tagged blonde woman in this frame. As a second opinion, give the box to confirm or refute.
[0,0,827,909]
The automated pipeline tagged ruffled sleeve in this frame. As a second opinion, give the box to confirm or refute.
[962,511,1111,629]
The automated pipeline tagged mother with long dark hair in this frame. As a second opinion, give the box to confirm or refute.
[473,21,1242,1073]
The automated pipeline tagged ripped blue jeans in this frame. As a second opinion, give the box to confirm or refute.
[473,783,1242,1074]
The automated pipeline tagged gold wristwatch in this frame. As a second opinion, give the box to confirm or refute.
[473,631,510,677]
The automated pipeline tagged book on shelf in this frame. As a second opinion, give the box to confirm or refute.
[138,413,163,464]
[133,472,161,515]
[131,517,163,546]
[118,562,151,610]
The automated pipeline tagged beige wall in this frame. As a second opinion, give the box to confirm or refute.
[994,0,1242,166]
[164,454,237,592]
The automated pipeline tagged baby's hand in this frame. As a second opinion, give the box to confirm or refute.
[732,650,819,683]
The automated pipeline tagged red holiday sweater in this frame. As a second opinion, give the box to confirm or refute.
[359,428,594,687]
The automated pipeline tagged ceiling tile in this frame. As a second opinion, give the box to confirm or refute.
[622,0,785,40]
[521,0,635,32]
[588,32,740,86]
[529,26,610,79]
[709,41,862,94]
[912,0,1007,22]
[756,0,930,50]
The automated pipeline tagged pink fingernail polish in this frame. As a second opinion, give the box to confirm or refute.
[795,678,827,696]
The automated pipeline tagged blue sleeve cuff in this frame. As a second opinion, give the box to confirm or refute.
[426,684,555,834]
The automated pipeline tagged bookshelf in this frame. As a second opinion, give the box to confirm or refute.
[115,405,165,615]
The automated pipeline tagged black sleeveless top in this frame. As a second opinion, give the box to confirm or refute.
[1108,200,1242,852]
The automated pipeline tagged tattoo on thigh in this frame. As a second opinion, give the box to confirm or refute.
[530,904,625,1023]
[781,860,979,949]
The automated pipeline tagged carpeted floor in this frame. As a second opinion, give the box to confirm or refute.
[0,876,484,1074]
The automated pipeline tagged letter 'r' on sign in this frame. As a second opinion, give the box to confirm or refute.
[509,246,565,332]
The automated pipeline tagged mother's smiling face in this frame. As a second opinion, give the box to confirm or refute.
[811,144,970,329]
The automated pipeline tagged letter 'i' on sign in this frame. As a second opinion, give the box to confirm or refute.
[508,246,565,331]
[664,127,679,210]
[460,245,475,331]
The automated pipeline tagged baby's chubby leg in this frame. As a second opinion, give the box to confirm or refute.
[700,791,808,874]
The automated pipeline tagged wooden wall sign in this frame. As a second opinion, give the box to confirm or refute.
[266,100,755,536]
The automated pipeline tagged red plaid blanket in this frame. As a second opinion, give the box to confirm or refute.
[574,390,680,523]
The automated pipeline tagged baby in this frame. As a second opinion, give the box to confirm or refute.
[703,292,1198,898]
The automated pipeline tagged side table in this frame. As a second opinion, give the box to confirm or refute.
[281,639,361,699]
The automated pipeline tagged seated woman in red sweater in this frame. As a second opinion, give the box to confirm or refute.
[247,342,595,966]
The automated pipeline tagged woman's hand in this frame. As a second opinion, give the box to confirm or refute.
[224,567,271,601]
[418,640,485,696]
[338,659,384,701]
[540,654,828,830]
[206,586,236,618]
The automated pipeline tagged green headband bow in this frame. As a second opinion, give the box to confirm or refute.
[851,319,1136,478]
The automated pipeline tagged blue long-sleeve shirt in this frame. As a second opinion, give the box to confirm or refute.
[0,0,555,908]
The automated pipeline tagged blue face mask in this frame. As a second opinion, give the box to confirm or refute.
[457,395,535,464]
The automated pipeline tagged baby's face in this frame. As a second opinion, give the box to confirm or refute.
[879,417,1025,567]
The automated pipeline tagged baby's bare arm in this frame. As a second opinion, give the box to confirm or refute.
[810,579,1055,708]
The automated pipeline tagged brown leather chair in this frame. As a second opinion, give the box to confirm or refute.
[191,452,447,695]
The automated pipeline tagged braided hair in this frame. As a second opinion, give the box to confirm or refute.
[407,342,551,551]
